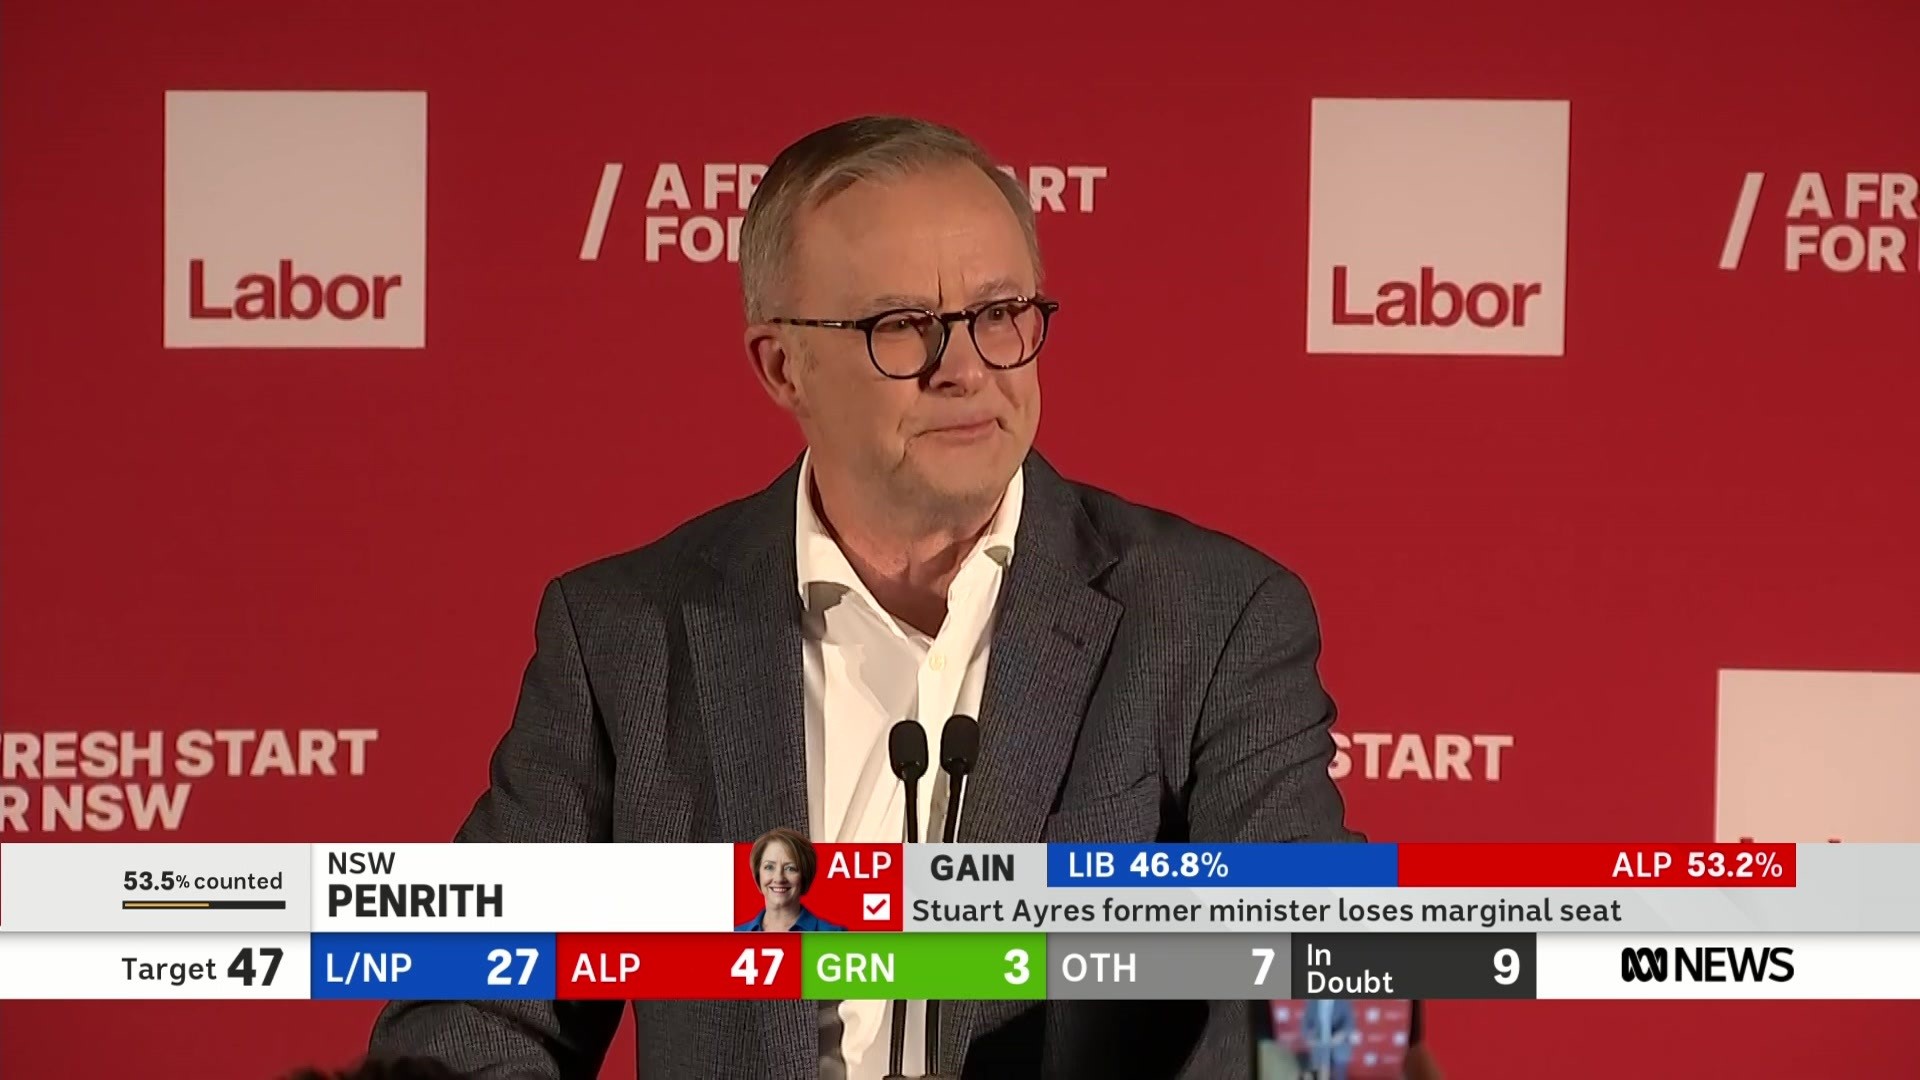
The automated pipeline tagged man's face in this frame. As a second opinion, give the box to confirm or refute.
[758,163,1042,524]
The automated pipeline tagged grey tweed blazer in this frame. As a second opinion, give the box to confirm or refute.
[368,451,1360,1079]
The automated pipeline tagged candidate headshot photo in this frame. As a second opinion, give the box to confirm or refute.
[734,827,847,932]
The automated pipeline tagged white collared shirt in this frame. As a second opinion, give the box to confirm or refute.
[795,450,1021,1080]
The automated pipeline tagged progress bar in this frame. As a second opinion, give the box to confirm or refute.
[122,900,287,910]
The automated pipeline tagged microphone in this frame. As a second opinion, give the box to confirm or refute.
[925,714,980,1076]
[888,719,929,843]
[937,715,979,845]
[885,719,928,1079]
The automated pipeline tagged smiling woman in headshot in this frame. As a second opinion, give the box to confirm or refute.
[735,826,847,932]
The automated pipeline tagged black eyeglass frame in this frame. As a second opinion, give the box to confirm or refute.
[768,295,1060,380]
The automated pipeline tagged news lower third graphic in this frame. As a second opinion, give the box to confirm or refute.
[0,842,1915,1001]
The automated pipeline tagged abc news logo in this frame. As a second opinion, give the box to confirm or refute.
[1618,945,1795,984]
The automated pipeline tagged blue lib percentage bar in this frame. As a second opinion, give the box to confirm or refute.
[1046,844,1399,887]
[311,932,558,1000]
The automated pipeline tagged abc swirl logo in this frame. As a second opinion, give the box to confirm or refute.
[1620,947,1668,982]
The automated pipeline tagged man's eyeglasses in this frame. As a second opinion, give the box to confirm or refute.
[769,296,1059,380]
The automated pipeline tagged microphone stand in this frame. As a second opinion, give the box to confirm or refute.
[924,715,979,1079]
[888,772,919,1077]
[885,720,928,1080]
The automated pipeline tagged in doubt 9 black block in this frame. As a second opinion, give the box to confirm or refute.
[1289,933,1536,1000]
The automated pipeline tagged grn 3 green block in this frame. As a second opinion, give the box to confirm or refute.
[801,933,1046,1000]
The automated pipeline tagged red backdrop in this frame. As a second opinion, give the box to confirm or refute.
[4,0,1918,1076]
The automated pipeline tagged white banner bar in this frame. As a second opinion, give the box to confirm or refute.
[0,932,310,999]
[310,843,734,931]
[1538,933,1920,998]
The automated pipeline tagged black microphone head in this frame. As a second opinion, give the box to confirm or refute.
[940,715,980,776]
[889,719,929,782]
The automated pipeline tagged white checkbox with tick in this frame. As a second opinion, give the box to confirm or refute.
[862,893,890,921]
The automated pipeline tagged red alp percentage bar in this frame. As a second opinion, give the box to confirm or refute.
[1397,843,1797,887]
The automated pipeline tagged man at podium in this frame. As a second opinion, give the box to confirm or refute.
[367,112,1360,1079]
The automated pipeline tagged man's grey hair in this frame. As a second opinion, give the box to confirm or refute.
[738,115,1041,322]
